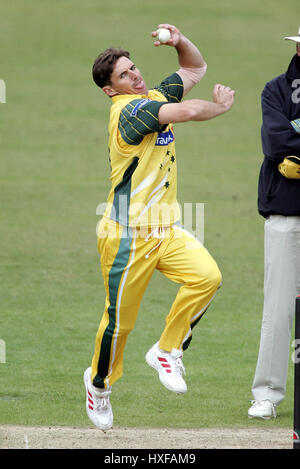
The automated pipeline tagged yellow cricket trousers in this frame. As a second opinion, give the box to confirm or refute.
[91,218,222,389]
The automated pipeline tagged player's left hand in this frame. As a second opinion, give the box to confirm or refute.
[151,24,182,47]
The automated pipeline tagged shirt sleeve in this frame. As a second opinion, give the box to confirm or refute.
[118,98,166,145]
[154,72,184,103]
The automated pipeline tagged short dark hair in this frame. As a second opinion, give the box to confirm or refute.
[92,48,130,88]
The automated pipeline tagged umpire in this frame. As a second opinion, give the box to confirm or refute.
[248,27,300,419]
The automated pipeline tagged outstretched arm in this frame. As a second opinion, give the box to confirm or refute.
[151,24,207,96]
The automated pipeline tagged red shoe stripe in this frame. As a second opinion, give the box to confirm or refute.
[88,390,93,398]
[158,357,168,363]
[88,404,93,410]
[161,363,171,368]
[88,397,93,405]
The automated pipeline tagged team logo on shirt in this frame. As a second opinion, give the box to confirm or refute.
[155,127,175,146]
[130,99,151,116]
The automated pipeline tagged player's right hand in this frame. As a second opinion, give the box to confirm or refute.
[213,84,235,110]
[151,24,182,47]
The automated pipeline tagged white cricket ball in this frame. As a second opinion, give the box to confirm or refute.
[157,28,171,43]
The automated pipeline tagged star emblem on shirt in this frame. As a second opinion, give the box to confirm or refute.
[165,181,170,189]
[170,155,175,163]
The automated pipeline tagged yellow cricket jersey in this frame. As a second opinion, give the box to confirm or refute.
[102,72,184,227]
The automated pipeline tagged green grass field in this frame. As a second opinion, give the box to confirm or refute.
[0,0,298,433]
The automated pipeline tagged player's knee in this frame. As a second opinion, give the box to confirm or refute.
[210,266,222,291]
[196,263,222,292]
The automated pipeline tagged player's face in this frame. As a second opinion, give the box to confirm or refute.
[104,56,148,97]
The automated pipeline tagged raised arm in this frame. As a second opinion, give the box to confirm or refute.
[151,24,207,96]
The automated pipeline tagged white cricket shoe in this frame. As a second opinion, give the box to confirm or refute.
[145,342,187,394]
[83,367,113,431]
[248,400,277,420]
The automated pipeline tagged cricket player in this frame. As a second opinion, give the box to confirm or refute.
[84,24,235,430]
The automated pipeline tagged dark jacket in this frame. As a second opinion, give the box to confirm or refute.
[258,54,300,217]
